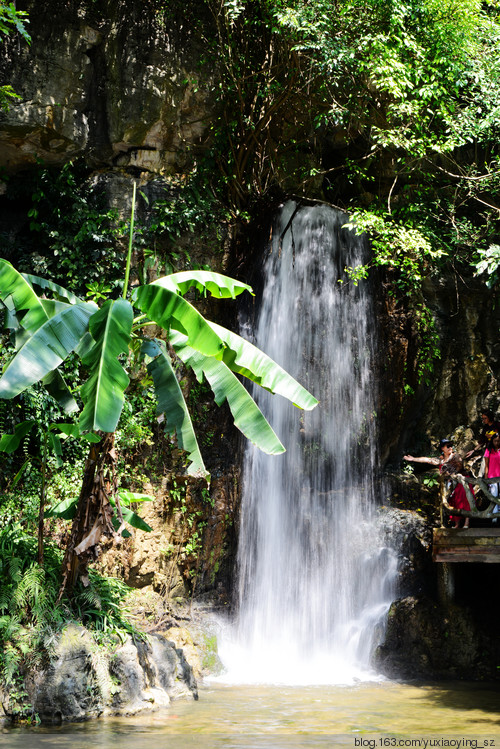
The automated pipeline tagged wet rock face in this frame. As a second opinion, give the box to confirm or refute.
[0,0,213,173]
[377,273,500,465]
[374,595,495,680]
[378,507,433,599]
[21,624,197,724]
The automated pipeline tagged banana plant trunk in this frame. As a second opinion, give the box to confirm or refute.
[58,432,119,601]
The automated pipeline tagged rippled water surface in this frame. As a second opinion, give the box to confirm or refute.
[3,681,499,748]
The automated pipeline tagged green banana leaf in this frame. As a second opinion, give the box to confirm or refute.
[51,423,101,443]
[79,299,134,433]
[40,299,72,318]
[0,302,97,399]
[0,259,50,333]
[133,285,225,357]
[208,321,318,410]
[47,494,152,531]
[114,505,153,533]
[48,431,63,468]
[0,421,35,453]
[42,369,79,415]
[142,338,208,479]
[111,516,131,538]
[116,490,154,505]
[45,496,77,520]
[21,273,82,305]
[171,331,285,455]
[153,271,253,299]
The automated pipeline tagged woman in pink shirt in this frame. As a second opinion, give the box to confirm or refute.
[484,433,500,520]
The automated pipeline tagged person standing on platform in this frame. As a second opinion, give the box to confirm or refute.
[404,439,471,529]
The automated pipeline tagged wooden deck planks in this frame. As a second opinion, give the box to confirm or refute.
[432,527,500,563]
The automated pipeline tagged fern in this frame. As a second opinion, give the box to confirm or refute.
[2,643,22,685]
[13,565,48,621]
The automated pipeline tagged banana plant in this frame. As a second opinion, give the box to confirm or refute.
[0,184,318,598]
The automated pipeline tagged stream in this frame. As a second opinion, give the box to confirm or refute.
[3,681,500,747]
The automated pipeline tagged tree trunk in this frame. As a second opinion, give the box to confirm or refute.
[57,432,119,601]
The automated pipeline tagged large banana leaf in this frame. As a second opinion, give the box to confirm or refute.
[153,271,253,299]
[40,299,72,318]
[208,322,318,410]
[0,259,50,333]
[142,339,208,479]
[79,299,133,433]
[133,285,225,357]
[171,331,286,455]
[0,302,97,399]
[21,273,82,305]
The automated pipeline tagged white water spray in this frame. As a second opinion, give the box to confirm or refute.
[218,202,397,685]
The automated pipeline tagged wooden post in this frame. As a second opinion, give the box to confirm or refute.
[437,562,454,603]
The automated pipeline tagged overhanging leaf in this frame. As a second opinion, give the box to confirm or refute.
[0,302,97,399]
[21,273,82,305]
[171,332,285,455]
[117,506,152,533]
[153,270,253,299]
[79,299,134,433]
[134,284,224,357]
[111,516,131,538]
[142,338,208,479]
[0,259,49,333]
[208,321,318,410]
[0,421,35,453]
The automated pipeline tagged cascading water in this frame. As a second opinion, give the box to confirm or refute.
[218,202,397,685]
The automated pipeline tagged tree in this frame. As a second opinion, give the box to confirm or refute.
[0,185,318,598]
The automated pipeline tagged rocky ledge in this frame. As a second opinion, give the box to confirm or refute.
[1,623,197,725]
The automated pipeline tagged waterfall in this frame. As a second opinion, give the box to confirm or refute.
[218,202,397,685]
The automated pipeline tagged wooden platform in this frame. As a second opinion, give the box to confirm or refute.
[432,528,500,563]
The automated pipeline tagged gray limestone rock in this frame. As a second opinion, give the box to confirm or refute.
[10,624,197,725]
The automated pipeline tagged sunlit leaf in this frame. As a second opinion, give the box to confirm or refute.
[134,285,224,357]
[209,322,318,410]
[153,270,253,299]
[0,302,97,399]
[171,331,285,454]
[79,299,134,433]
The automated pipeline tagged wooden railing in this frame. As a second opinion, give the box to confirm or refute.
[440,474,500,525]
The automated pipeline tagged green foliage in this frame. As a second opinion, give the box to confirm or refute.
[6,162,127,296]
[474,244,500,289]
[0,192,317,595]
[345,210,445,294]
[146,174,226,260]
[0,1,30,112]
[344,210,443,384]
[0,2,29,42]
